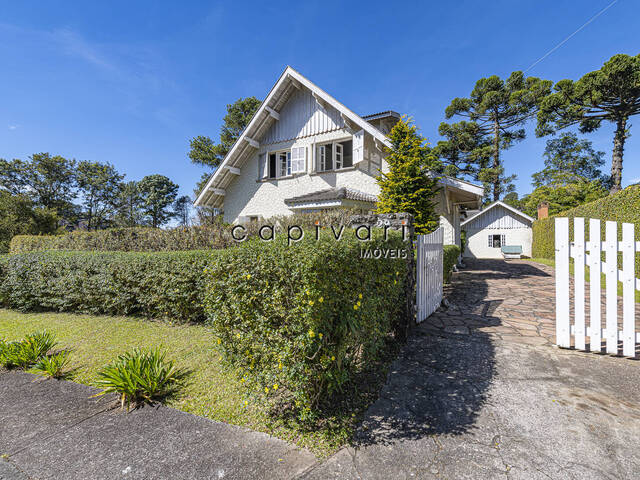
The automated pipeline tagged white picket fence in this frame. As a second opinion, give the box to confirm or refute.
[416,227,443,323]
[556,217,639,357]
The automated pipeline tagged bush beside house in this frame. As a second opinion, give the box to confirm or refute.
[203,231,408,418]
[443,245,461,283]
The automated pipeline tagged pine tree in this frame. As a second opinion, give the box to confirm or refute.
[376,118,441,234]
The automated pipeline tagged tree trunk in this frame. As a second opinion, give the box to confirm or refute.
[610,117,627,194]
[493,120,500,202]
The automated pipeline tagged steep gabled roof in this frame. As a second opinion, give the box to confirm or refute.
[194,66,393,208]
[461,201,534,227]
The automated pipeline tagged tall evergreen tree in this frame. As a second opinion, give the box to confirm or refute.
[174,195,192,227]
[189,97,261,195]
[537,54,640,193]
[376,118,441,234]
[138,175,179,228]
[440,72,552,201]
[115,181,145,227]
[76,161,124,230]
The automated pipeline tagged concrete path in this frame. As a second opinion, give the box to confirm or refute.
[0,371,316,480]
[2,259,640,479]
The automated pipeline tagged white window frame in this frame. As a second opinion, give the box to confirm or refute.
[317,138,352,172]
[277,151,291,177]
[334,143,343,170]
[291,146,305,174]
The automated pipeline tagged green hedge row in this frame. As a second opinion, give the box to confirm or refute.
[443,245,461,283]
[203,230,409,418]
[0,251,212,322]
[532,185,640,275]
[9,227,237,254]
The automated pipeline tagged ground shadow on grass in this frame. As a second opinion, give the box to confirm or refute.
[352,259,505,447]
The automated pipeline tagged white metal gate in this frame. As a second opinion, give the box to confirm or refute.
[416,227,444,323]
[556,217,640,357]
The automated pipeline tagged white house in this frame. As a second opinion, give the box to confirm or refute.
[461,201,534,259]
[194,66,484,247]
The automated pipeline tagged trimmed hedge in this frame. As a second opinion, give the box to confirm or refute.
[9,227,235,254]
[443,245,461,283]
[0,251,212,322]
[203,230,409,418]
[532,185,640,275]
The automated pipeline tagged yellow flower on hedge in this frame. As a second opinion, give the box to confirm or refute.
[246,274,251,280]
[264,387,269,394]
[318,332,323,340]
[308,300,315,306]
[273,384,278,390]
[244,400,248,407]
[357,301,361,307]
[331,356,335,361]
[353,304,359,310]
[278,362,283,370]
[217,338,221,345]
[308,329,315,338]
[240,377,245,383]
[394,280,397,285]
[318,297,324,303]
[358,293,363,300]
[305,289,310,295]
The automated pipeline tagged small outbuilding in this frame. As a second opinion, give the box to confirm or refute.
[461,201,534,259]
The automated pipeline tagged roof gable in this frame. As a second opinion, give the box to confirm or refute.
[194,66,392,208]
[461,201,534,228]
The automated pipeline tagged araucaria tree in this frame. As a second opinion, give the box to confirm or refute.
[376,118,441,234]
[537,54,640,193]
[440,72,552,201]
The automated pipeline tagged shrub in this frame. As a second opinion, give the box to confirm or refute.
[0,255,8,306]
[0,331,57,369]
[0,250,213,322]
[31,350,73,379]
[443,245,461,283]
[203,229,409,419]
[532,185,640,275]
[94,348,189,410]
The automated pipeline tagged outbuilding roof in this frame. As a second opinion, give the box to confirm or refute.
[461,201,534,227]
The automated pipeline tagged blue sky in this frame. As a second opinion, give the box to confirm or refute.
[0,0,638,200]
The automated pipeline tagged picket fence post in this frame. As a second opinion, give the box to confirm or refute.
[605,221,618,354]
[588,219,602,352]
[574,218,586,350]
[555,217,570,348]
[622,223,635,357]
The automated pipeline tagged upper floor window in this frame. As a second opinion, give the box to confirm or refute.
[317,139,353,172]
[267,146,306,179]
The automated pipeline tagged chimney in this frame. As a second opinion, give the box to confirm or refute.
[537,202,549,220]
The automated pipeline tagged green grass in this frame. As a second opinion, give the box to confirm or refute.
[528,258,640,303]
[0,309,384,457]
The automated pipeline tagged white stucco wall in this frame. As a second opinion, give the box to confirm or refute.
[464,227,532,259]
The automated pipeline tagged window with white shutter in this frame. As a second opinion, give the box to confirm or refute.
[488,235,493,248]
[335,143,343,169]
[291,146,306,174]
[352,130,364,164]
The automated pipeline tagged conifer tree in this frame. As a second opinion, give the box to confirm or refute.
[376,118,441,234]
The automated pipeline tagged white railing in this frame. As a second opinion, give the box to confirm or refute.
[416,228,443,323]
[555,217,639,357]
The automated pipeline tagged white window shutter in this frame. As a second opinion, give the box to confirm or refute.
[488,235,493,248]
[501,234,506,246]
[353,130,364,164]
[258,153,267,179]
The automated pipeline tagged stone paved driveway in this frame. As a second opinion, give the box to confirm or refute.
[423,259,557,346]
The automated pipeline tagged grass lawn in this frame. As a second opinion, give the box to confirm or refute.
[528,258,640,303]
[0,309,384,457]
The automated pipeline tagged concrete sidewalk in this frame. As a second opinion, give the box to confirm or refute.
[0,371,317,480]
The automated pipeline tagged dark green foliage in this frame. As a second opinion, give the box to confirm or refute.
[0,192,59,253]
[439,72,552,201]
[31,350,73,379]
[0,250,212,322]
[532,185,640,276]
[443,245,461,283]
[10,226,235,253]
[203,230,408,419]
[94,348,189,409]
[137,175,179,228]
[76,161,124,230]
[537,54,640,193]
[0,331,57,369]
[190,97,262,195]
[520,181,608,218]
[376,117,441,234]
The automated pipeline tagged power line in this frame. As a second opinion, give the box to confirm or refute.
[524,0,618,73]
